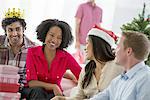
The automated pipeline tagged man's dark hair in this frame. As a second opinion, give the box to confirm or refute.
[2,17,26,32]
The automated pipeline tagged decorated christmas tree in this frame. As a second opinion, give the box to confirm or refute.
[121,3,150,66]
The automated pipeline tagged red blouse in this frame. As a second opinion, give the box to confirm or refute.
[26,46,81,90]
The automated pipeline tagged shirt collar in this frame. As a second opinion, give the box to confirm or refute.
[35,46,66,59]
[4,35,34,50]
[121,61,145,80]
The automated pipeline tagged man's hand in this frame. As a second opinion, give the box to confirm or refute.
[75,40,80,49]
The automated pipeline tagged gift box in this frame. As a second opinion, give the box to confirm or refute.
[0,92,20,100]
[0,65,19,75]
[0,74,20,84]
[0,83,20,93]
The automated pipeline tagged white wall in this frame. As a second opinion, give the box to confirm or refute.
[0,0,117,36]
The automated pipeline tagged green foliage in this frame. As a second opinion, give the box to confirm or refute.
[121,3,150,66]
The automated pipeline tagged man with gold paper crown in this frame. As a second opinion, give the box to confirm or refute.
[0,8,37,99]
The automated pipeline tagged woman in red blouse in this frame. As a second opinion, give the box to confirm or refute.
[25,19,81,99]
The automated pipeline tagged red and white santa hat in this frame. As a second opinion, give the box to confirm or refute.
[88,25,118,48]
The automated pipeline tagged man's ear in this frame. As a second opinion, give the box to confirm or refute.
[23,27,26,32]
[127,47,133,56]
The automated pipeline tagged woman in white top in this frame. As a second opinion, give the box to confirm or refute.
[52,25,123,100]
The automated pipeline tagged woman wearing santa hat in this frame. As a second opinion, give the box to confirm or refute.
[52,25,123,100]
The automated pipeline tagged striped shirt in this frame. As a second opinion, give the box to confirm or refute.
[0,35,36,88]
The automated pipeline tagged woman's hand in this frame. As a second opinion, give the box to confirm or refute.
[53,84,63,96]
[63,71,78,84]
[51,96,66,100]
[71,77,78,84]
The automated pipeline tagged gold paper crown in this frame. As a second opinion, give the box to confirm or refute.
[5,8,24,19]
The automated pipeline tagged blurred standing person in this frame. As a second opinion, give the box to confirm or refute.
[75,0,103,63]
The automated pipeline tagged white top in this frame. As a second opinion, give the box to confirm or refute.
[67,60,123,100]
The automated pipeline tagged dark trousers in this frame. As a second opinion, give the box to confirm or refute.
[20,87,55,100]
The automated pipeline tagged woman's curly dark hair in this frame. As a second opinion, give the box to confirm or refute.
[36,19,73,49]
[2,17,26,32]
[82,35,115,89]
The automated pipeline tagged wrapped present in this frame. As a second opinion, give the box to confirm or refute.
[0,92,20,100]
[0,83,20,93]
[0,74,20,84]
[0,65,19,75]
